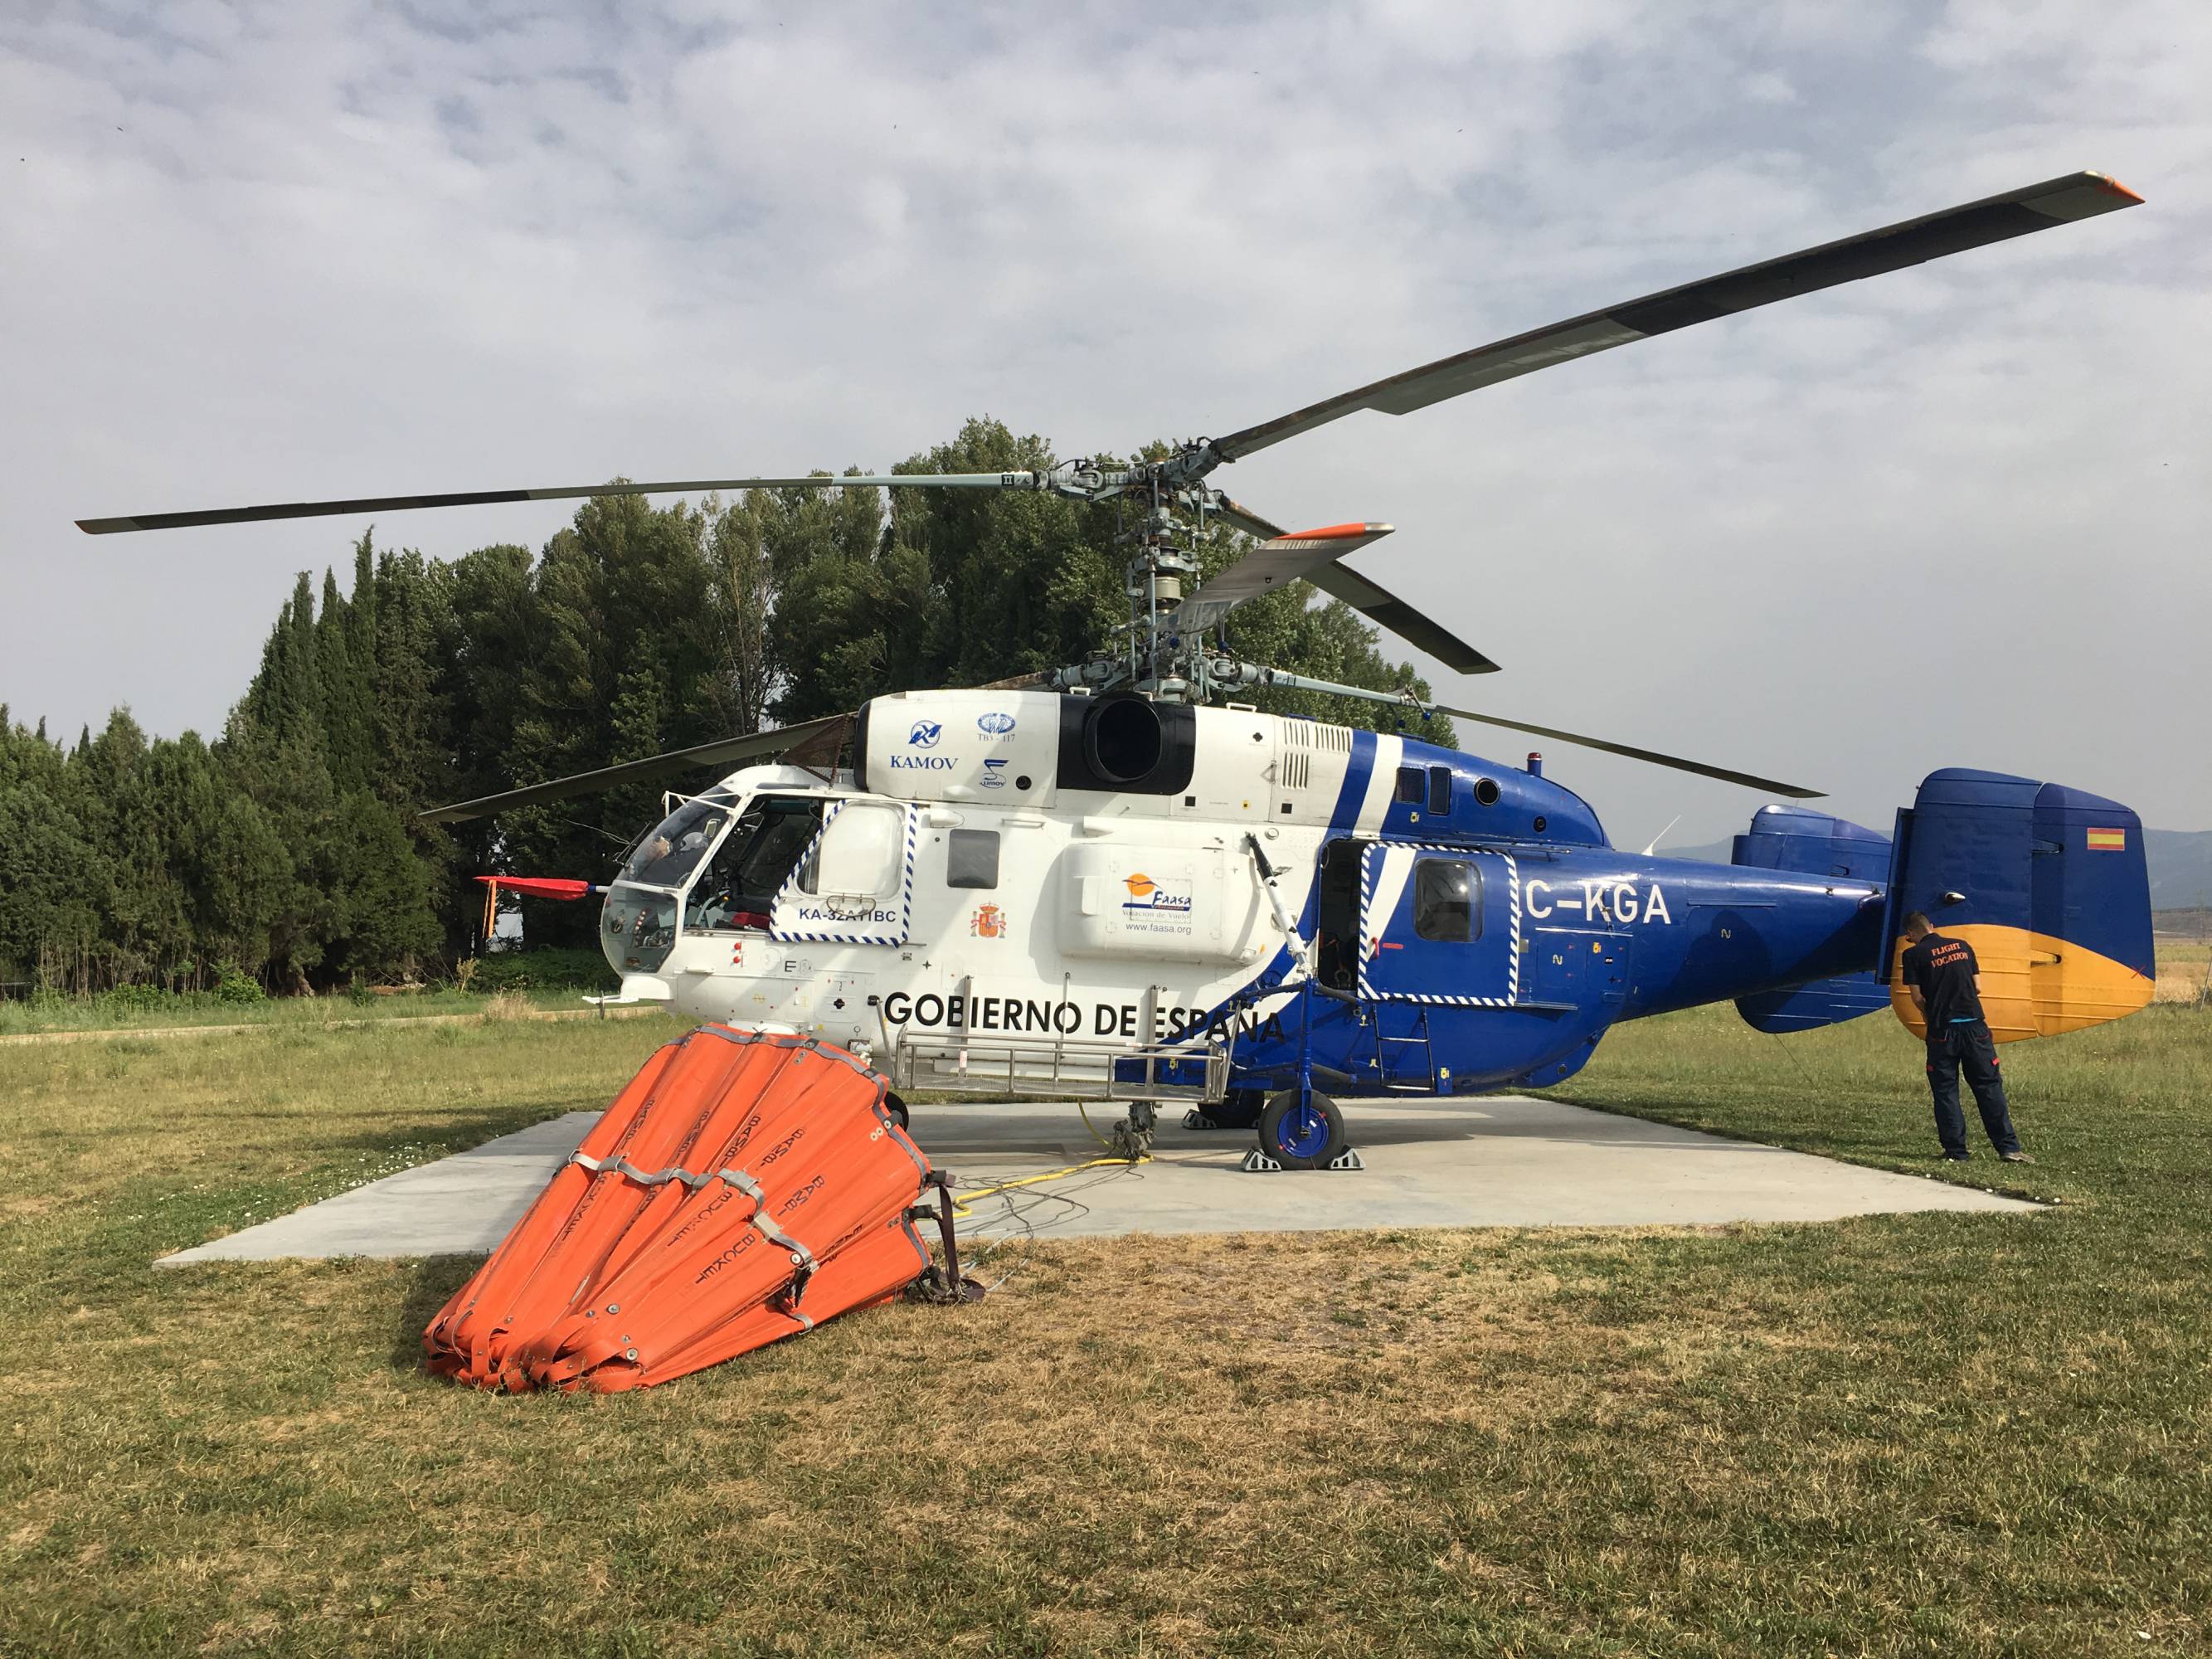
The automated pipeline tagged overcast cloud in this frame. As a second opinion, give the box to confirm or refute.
[2,0,2206,849]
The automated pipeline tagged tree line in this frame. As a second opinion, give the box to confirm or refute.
[0,418,1452,993]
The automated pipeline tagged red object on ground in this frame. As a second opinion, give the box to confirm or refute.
[421,1027,933,1392]
[473,875,596,902]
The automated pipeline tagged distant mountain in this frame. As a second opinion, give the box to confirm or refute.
[2146,830,2212,910]
[1658,829,2212,912]
[1664,839,1737,866]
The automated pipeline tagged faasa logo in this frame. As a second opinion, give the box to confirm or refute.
[907,720,942,748]
[977,711,1016,737]
[970,903,1009,938]
[1121,872,1193,914]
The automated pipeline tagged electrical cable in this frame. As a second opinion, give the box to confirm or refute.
[941,1097,1148,1219]
[946,1151,1148,1220]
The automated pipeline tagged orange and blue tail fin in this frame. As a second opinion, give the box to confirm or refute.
[1879,769,2154,1042]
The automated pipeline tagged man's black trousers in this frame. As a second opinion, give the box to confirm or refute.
[1925,1020,2022,1157]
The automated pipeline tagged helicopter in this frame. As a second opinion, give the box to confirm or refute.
[82,171,2157,1172]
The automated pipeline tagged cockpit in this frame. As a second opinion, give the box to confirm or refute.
[599,790,827,976]
[683,795,824,931]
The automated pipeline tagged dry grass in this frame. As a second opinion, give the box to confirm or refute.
[1,1004,2208,1654]
[2156,929,2212,1005]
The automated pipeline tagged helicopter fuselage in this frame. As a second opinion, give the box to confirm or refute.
[595,688,1880,1102]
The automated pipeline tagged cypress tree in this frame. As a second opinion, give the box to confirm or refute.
[0,711,107,990]
[316,565,372,795]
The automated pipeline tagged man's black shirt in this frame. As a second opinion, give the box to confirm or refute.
[1903,932,1984,1027]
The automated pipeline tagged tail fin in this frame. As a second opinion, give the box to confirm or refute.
[1880,768,2154,1043]
[1732,806,1892,1034]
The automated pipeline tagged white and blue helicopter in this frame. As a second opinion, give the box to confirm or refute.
[83,173,2157,1169]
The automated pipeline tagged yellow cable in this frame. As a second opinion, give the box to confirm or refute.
[947,1099,1150,1219]
[1076,1097,1116,1150]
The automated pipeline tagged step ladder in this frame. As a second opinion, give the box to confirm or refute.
[1372,1005,1440,1094]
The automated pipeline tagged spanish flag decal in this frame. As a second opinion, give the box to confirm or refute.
[2087,827,2127,852]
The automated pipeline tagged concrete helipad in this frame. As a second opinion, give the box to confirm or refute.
[159,1096,2035,1266]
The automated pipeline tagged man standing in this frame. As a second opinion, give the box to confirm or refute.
[1899,912,2032,1164]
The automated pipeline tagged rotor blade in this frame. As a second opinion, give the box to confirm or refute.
[1177,522,1396,636]
[1210,496,1499,674]
[1210,495,1287,539]
[78,473,1036,535]
[1305,562,1500,674]
[1431,703,1822,799]
[1209,171,2143,462]
[416,715,850,825]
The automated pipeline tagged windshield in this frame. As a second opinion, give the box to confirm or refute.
[619,791,737,891]
[685,795,825,931]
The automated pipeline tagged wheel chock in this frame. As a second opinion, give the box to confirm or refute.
[1238,1144,1365,1173]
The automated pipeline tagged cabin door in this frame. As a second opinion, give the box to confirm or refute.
[1314,838,1369,993]
[769,800,916,946]
[1357,844,1519,1006]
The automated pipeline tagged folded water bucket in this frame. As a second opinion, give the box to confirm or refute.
[423,1026,933,1392]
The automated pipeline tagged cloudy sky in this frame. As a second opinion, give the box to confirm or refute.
[4,0,2206,849]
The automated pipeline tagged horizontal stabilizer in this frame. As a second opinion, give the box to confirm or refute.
[1732,804,1890,882]
[1730,805,1891,1033]
[1737,975,1894,1035]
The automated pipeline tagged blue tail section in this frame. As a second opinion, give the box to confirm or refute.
[1878,769,2153,1041]
[1731,805,1892,1034]
[1731,804,1891,882]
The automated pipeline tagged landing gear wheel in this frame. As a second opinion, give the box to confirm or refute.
[1257,1091,1346,1171]
[882,1092,910,1131]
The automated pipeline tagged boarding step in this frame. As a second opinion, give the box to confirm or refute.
[1371,1006,1440,1096]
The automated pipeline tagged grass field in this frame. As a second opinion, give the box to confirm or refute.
[2155,932,2211,1004]
[0,985,610,1039]
[2,998,2207,1656]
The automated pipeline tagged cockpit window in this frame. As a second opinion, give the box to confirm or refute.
[620,791,737,890]
[685,795,824,931]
